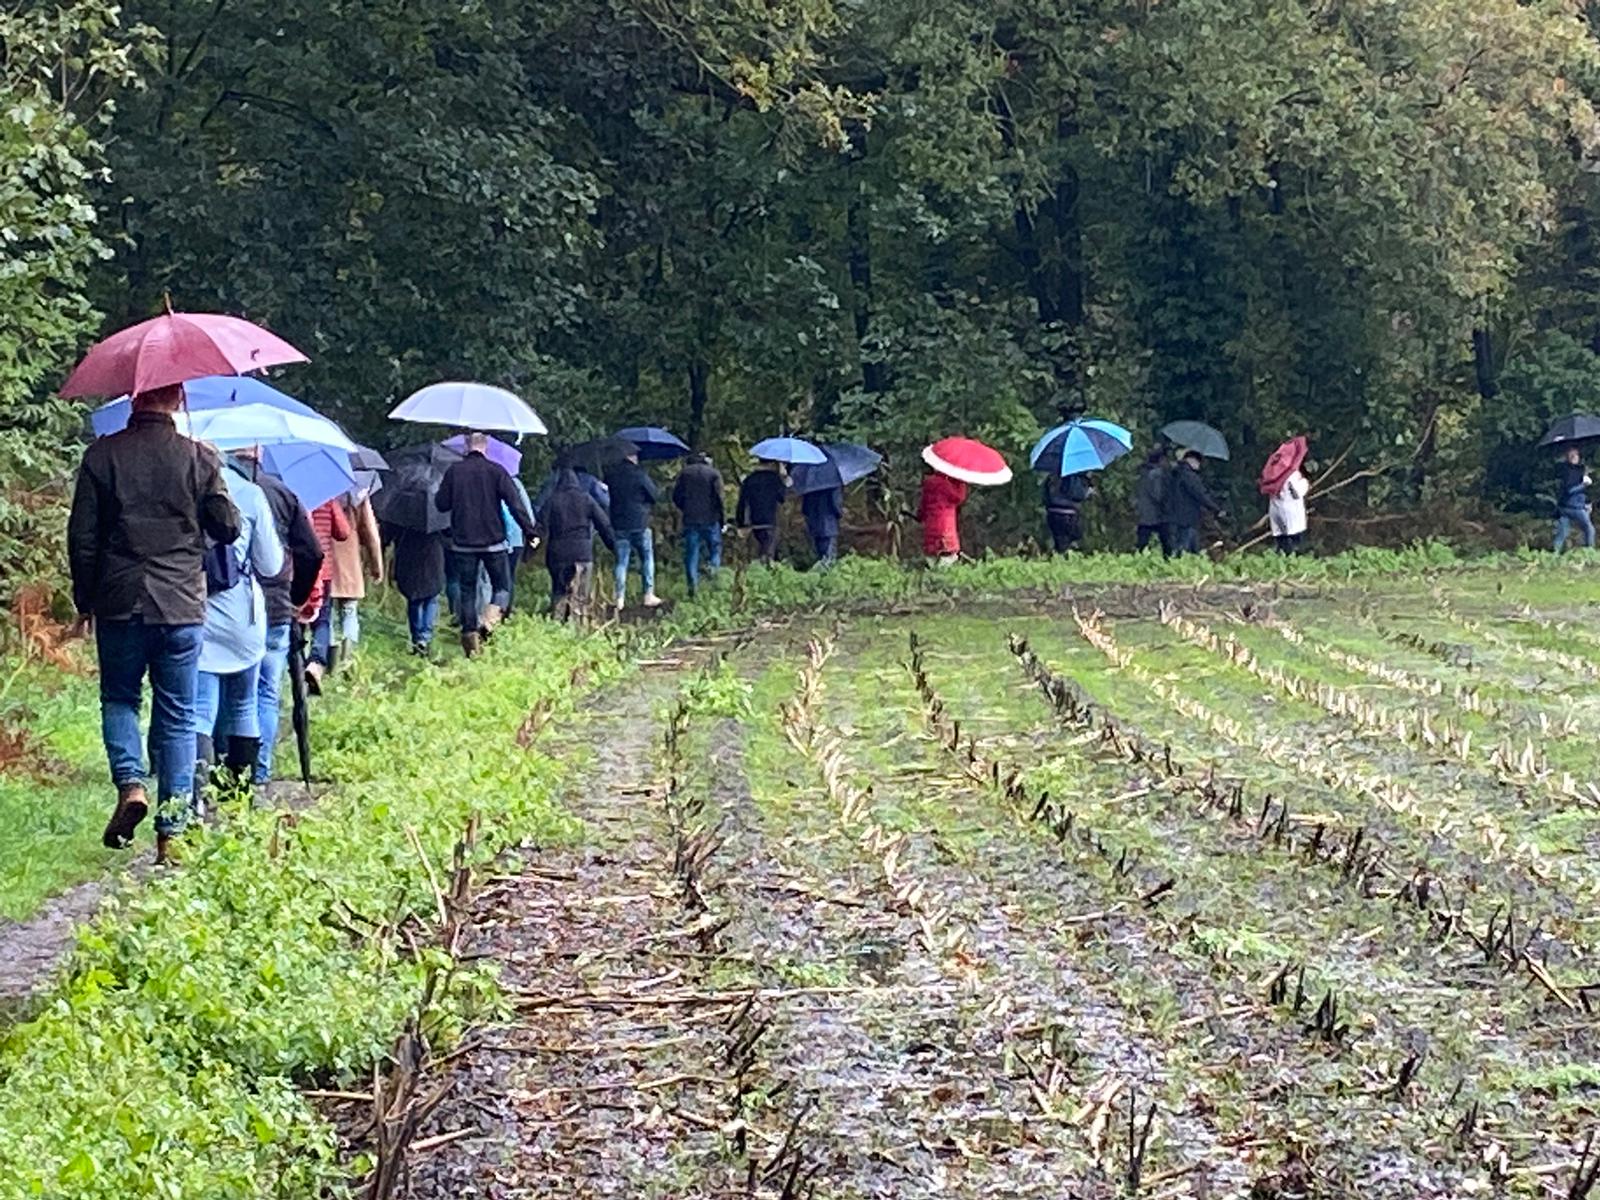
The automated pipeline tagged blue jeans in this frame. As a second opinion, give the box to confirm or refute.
[1166,525,1200,557]
[1555,506,1595,552]
[310,594,333,667]
[196,663,262,741]
[811,534,838,564]
[408,596,440,647]
[255,623,292,784]
[96,618,202,833]
[683,524,722,592]
[614,528,655,599]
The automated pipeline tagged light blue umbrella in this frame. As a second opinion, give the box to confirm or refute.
[789,443,883,495]
[751,436,827,465]
[258,442,358,510]
[1029,419,1133,476]
[90,374,320,437]
[389,381,547,436]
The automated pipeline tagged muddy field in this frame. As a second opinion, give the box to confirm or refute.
[330,575,1600,1199]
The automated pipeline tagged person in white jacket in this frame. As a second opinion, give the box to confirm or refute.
[1269,469,1309,554]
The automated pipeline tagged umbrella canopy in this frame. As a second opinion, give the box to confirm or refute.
[179,404,356,451]
[922,437,1012,487]
[1259,436,1309,496]
[442,433,521,476]
[258,442,358,510]
[61,312,308,399]
[389,381,547,436]
[1161,420,1230,461]
[1538,414,1600,448]
[352,468,384,500]
[751,436,827,465]
[349,445,389,471]
[616,426,690,461]
[789,443,884,495]
[90,374,319,438]
[371,443,462,534]
[566,437,638,476]
[1029,420,1133,477]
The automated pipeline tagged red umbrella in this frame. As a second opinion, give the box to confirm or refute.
[60,312,308,398]
[1259,436,1309,496]
[922,437,1013,487]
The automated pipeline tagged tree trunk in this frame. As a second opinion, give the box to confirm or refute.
[845,125,888,396]
[687,359,710,448]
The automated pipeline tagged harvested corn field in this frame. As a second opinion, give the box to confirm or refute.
[367,567,1600,1200]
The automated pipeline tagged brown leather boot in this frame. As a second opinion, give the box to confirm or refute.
[154,833,181,867]
[102,783,149,849]
[461,631,482,658]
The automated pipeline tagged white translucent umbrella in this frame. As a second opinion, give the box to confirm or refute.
[176,404,357,451]
[388,381,548,436]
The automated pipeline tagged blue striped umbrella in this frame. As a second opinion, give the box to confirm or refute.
[1029,419,1133,476]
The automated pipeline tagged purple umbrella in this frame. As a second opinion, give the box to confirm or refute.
[442,433,521,475]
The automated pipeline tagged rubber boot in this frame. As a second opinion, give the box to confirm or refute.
[224,736,261,805]
[192,733,216,822]
[326,643,342,676]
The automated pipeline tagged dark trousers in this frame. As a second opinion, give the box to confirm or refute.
[549,561,594,623]
[1274,533,1305,555]
[309,594,334,667]
[1046,509,1082,553]
[506,544,526,614]
[752,527,778,563]
[451,549,512,633]
[1136,524,1167,553]
[1165,525,1200,558]
[811,533,837,565]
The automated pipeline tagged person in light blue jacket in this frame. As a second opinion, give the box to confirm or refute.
[192,457,283,817]
[502,475,536,616]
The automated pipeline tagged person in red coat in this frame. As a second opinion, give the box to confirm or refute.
[918,472,968,564]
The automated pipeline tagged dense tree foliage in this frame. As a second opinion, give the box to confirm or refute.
[6,0,1600,582]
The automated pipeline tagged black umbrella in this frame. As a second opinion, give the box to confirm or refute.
[1538,414,1600,448]
[567,437,638,477]
[1161,420,1230,461]
[287,623,312,786]
[371,443,460,533]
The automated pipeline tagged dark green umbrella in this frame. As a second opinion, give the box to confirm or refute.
[1161,420,1230,461]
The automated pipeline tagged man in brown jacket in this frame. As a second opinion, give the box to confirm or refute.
[67,383,240,859]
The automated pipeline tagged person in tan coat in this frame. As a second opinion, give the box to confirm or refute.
[328,490,384,664]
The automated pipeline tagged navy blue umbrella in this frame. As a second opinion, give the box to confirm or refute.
[616,426,690,461]
[790,443,884,495]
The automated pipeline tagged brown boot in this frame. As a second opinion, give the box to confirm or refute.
[482,603,503,632]
[461,631,482,658]
[154,833,181,867]
[102,783,149,849]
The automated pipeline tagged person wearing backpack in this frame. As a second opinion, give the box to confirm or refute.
[67,383,241,861]
[191,455,283,828]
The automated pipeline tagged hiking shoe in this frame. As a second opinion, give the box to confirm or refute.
[102,783,149,849]
[461,631,482,658]
[642,592,663,608]
[305,661,325,696]
[154,833,181,867]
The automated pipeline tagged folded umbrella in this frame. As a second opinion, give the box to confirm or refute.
[1538,414,1600,448]
[371,443,461,534]
[790,443,884,495]
[389,381,548,436]
[91,374,320,438]
[1259,436,1309,496]
[61,312,308,399]
[259,442,358,510]
[442,432,521,475]
[922,437,1012,486]
[751,436,827,465]
[1029,420,1133,477]
[1161,420,1230,461]
[616,426,691,461]
[567,437,638,476]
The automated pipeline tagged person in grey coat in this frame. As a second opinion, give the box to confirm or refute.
[1133,448,1169,553]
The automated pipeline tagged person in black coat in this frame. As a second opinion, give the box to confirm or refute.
[672,453,725,595]
[392,528,447,653]
[1132,449,1169,552]
[1162,451,1225,558]
[1041,473,1092,554]
[801,485,844,566]
[435,431,536,653]
[737,463,789,563]
[539,468,617,623]
[603,452,662,610]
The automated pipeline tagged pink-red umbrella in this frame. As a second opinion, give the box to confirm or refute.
[922,437,1013,487]
[60,312,308,398]
[1259,436,1309,496]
